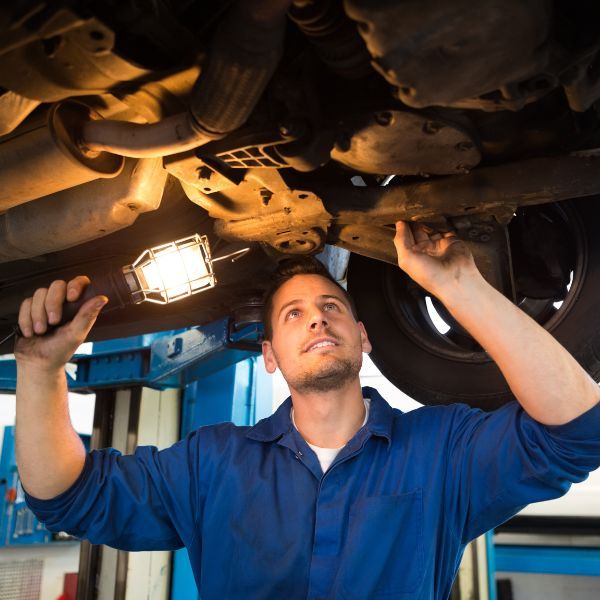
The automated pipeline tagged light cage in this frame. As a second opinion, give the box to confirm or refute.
[124,234,216,304]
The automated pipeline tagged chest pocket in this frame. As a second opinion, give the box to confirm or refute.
[337,490,425,599]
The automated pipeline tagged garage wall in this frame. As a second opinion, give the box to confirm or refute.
[496,572,600,600]
[0,543,80,600]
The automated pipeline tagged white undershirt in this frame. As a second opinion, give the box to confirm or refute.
[291,398,370,473]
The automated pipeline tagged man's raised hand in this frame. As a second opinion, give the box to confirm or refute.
[393,221,479,297]
[14,276,107,371]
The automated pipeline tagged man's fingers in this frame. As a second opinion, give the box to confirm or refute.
[45,280,67,325]
[443,236,474,262]
[395,221,442,264]
[414,240,432,253]
[30,288,49,335]
[412,223,431,244]
[66,275,91,302]
[18,297,34,338]
[394,221,416,252]
[16,275,94,341]
[397,221,445,246]
[68,296,108,339]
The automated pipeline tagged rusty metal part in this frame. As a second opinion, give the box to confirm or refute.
[446,74,560,112]
[563,47,600,112]
[216,216,329,254]
[190,0,291,136]
[165,119,332,175]
[181,182,249,221]
[0,102,123,211]
[187,169,331,252]
[333,223,397,264]
[194,155,600,272]
[333,219,517,300]
[276,127,336,172]
[214,185,331,253]
[109,67,200,124]
[79,0,291,158]
[345,0,551,110]
[179,167,320,220]
[164,120,323,179]
[331,110,480,175]
[0,158,166,263]
[271,227,327,254]
[176,164,242,200]
[321,155,600,226]
[0,91,41,136]
[453,217,517,301]
[0,10,152,101]
[288,0,372,79]
[80,111,219,158]
[200,122,305,168]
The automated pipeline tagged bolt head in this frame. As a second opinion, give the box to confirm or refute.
[335,132,351,153]
[398,86,416,98]
[374,111,394,126]
[455,141,474,152]
[196,166,212,180]
[423,121,444,135]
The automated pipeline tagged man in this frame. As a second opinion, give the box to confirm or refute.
[15,222,600,599]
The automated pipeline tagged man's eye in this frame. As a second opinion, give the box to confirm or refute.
[287,309,300,319]
[323,302,338,311]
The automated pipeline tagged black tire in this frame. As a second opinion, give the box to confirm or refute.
[347,198,600,410]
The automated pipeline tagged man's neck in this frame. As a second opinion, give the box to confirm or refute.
[289,378,366,448]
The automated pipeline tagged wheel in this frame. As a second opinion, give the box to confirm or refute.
[347,198,600,410]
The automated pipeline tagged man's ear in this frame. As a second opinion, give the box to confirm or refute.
[262,340,278,374]
[357,321,372,354]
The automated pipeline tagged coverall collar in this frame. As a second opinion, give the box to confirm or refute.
[246,386,394,447]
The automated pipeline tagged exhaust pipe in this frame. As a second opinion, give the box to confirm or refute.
[0,102,123,211]
[80,0,292,158]
[0,158,166,262]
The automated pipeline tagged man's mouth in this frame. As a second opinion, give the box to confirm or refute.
[304,338,338,352]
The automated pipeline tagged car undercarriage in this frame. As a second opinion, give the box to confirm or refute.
[1,0,600,409]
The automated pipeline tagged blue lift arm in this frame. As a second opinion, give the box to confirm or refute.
[0,317,261,393]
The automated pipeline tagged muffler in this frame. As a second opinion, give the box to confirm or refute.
[0,102,123,211]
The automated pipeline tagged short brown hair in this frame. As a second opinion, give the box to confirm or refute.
[261,256,357,340]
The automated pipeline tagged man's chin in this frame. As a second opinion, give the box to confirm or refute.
[287,359,361,394]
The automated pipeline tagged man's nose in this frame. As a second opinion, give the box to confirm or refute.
[309,309,328,330]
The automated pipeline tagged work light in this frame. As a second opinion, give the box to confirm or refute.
[3,234,249,344]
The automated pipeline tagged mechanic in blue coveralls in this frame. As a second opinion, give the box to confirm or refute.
[14,222,600,599]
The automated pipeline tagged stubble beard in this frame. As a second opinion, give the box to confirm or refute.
[286,353,362,394]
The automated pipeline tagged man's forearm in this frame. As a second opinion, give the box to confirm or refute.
[16,364,86,499]
[438,271,600,425]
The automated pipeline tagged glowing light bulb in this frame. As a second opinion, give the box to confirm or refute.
[125,234,216,304]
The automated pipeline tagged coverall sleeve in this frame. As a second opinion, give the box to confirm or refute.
[25,427,209,551]
[446,400,600,544]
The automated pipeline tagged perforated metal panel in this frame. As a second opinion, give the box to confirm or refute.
[0,559,43,600]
